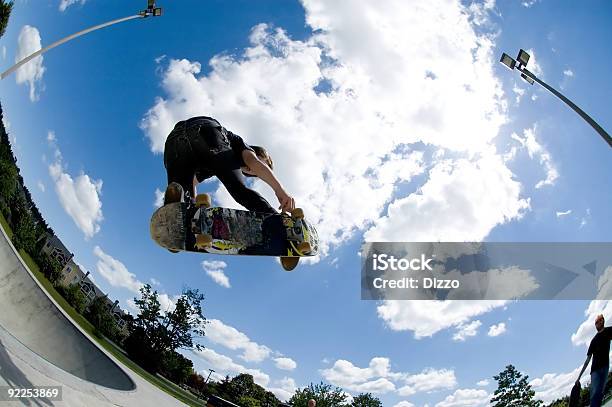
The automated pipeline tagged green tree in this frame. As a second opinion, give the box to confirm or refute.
[125,284,206,373]
[36,252,62,285]
[85,296,120,341]
[131,284,206,354]
[238,396,261,407]
[491,365,543,407]
[213,374,279,407]
[0,159,17,202]
[351,393,382,407]
[58,283,87,313]
[12,209,37,253]
[159,350,193,384]
[186,371,207,396]
[0,1,13,38]
[289,382,349,407]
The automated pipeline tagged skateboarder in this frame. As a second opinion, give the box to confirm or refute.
[163,116,295,214]
[576,314,612,407]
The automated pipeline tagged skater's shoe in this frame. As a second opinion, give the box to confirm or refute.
[164,182,184,205]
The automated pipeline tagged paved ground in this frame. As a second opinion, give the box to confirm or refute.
[0,226,187,406]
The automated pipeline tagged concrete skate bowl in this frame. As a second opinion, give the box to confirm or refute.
[0,227,135,391]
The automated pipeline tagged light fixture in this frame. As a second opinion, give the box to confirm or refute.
[500,53,516,70]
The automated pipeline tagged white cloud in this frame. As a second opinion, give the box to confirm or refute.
[466,0,496,27]
[269,377,297,402]
[561,68,574,90]
[206,319,272,362]
[15,25,45,102]
[37,180,45,192]
[158,293,179,314]
[125,298,139,315]
[512,83,525,104]
[556,209,571,218]
[93,246,143,293]
[125,292,178,316]
[150,277,161,286]
[365,156,529,242]
[393,402,416,407]
[511,126,558,189]
[525,48,543,77]
[274,357,297,371]
[59,0,87,12]
[377,301,507,339]
[453,320,482,342]
[580,208,591,228]
[47,133,103,238]
[2,46,6,60]
[476,379,489,387]
[522,0,540,7]
[321,357,456,397]
[202,260,231,288]
[154,188,164,208]
[398,368,457,397]
[531,367,587,405]
[193,347,270,387]
[48,139,104,239]
[487,322,507,337]
[434,388,490,407]
[572,300,612,347]
[320,357,400,393]
[140,0,517,257]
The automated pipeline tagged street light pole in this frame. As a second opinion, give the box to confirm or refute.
[1,2,162,80]
[205,369,215,384]
[500,50,612,149]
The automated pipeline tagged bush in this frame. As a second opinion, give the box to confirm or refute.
[56,284,87,314]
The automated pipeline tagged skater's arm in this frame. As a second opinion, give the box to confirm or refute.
[242,150,295,212]
[576,354,591,384]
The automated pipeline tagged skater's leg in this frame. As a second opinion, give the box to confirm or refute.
[216,169,276,214]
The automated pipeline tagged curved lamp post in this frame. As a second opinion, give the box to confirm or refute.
[500,49,612,149]
[1,1,162,80]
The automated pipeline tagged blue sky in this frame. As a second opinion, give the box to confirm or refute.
[1,0,611,405]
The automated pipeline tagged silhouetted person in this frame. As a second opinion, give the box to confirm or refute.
[577,314,612,407]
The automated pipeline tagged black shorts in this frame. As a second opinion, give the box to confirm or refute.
[163,117,275,213]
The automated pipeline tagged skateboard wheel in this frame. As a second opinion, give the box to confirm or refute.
[195,234,213,250]
[280,256,299,271]
[297,242,312,255]
[196,194,212,208]
[291,208,304,219]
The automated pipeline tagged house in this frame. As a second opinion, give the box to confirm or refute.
[59,258,83,287]
[41,233,73,269]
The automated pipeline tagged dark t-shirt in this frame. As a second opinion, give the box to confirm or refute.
[226,131,254,167]
[588,326,612,373]
[189,118,254,182]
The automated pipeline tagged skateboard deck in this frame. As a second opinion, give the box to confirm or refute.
[150,195,319,271]
[568,382,581,407]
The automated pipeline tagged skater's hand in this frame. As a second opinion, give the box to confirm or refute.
[276,189,295,212]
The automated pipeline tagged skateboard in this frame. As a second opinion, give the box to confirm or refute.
[150,194,319,271]
[568,382,580,407]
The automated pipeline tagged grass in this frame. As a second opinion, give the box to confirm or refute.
[0,215,205,406]
[0,212,12,239]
